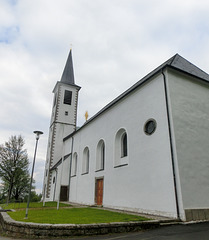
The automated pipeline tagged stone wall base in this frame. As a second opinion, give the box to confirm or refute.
[185,209,209,221]
[0,212,160,238]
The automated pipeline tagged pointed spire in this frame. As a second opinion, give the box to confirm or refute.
[60,49,75,85]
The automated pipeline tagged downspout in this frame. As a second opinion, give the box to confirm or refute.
[68,136,74,201]
[162,69,180,219]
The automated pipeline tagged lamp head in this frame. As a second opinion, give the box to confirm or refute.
[33,130,43,140]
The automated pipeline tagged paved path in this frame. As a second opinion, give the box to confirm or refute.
[1,222,209,240]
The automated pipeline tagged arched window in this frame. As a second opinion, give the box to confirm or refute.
[82,147,89,174]
[96,140,105,171]
[121,133,127,157]
[71,152,78,176]
[115,129,129,167]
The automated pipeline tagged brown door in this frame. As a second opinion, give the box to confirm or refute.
[96,179,103,205]
[60,186,68,201]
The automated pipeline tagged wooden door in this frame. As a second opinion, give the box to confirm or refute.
[96,178,103,205]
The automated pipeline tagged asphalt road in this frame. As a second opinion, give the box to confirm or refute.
[1,222,209,240]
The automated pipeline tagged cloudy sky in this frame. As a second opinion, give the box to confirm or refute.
[1,0,209,194]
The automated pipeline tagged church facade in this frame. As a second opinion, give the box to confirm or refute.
[43,51,209,221]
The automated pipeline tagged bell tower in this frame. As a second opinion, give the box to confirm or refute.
[43,50,81,200]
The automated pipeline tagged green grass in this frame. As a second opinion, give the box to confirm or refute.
[8,207,149,224]
[0,201,70,210]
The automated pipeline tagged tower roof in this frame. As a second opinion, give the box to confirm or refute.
[60,49,75,85]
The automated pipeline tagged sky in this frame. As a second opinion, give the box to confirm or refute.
[0,0,209,194]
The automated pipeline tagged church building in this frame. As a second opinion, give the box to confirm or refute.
[43,51,209,221]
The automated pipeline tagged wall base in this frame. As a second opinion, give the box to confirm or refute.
[185,209,209,221]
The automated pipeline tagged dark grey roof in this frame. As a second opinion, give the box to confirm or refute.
[60,49,75,85]
[168,54,209,81]
[64,53,209,141]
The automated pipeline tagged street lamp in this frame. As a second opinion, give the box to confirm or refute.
[25,130,43,219]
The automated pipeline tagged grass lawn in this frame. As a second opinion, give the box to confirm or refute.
[8,207,149,224]
[0,201,70,210]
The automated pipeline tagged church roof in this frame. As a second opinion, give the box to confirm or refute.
[157,53,209,82]
[60,49,75,85]
[64,54,209,141]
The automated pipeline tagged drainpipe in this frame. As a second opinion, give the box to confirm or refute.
[162,69,180,219]
[68,136,74,201]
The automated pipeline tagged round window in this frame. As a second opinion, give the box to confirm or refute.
[144,119,157,135]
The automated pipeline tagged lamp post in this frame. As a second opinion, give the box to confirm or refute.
[25,130,43,219]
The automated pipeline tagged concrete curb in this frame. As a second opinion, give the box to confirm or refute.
[0,211,178,239]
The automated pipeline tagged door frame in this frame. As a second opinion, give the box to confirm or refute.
[60,185,69,201]
[95,177,104,206]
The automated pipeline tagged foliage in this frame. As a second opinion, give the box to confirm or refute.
[0,135,31,201]
[30,191,42,202]
[23,191,42,203]
[8,207,149,224]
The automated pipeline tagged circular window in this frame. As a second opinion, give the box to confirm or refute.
[53,177,55,184]
[144,119,157,135]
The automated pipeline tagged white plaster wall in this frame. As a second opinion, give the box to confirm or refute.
[50,170,57,201]
[62,157,71,186]
[52,124,74,164]
[54,165,61,201]
[52,83,78,164]
[56,85,78,125]
[66,74,178,218]
[167,69,209,209]
[52,157,70,201]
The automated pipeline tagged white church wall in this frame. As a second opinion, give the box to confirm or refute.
[52,157,70,201]
[67,73,178,218]
[162,69,185,220]
[50,170,57,201]
[62,157,71,186]
[52,124,72,164]
[167,69,209,210]
[53,166,61,201]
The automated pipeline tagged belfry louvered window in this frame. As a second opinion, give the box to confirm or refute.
[64,90,72,105]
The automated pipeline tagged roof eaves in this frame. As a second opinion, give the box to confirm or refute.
[166,65,209,84]
[63,54,209,142]
[49,153,71,171]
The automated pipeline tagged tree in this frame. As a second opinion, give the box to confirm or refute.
[24,191,42,202]
[0,135,31,202]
